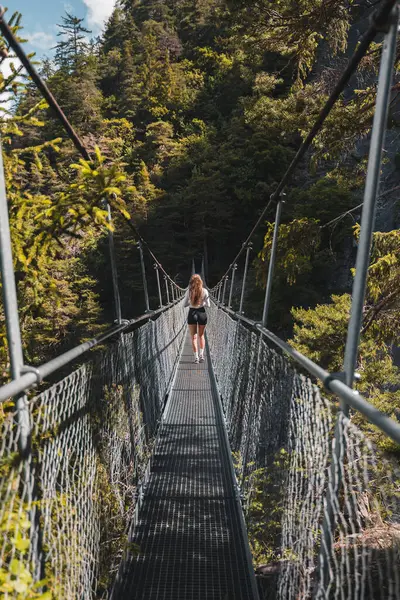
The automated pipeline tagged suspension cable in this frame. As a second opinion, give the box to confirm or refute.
[212,0,398,289]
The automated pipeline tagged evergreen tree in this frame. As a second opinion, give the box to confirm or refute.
[54,12,91,73]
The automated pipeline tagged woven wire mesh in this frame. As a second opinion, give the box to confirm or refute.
[0,301,185,599]
[207,302,400,599]
[0,400,38,595]
[313,414,400,600]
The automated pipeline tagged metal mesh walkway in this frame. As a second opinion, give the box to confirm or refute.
[111,334,259,600]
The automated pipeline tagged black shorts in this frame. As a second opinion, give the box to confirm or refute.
[187,307,207,326]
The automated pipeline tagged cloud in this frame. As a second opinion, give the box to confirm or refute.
[0,57,22,116]
[24,31,55,51]
[82,0,116,30]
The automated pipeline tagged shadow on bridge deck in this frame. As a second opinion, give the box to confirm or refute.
[110,333,259,600]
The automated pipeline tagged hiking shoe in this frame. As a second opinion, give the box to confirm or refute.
[194,357,199,364]
[199,356,205,363]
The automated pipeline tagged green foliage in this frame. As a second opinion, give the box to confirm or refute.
[290,230,400,453]
[0,454,54,598]
[0,558,52,599]
[359,229,400,337]
[0,141,109,374]
[0,17,139,378]
[228,0,353,84]
[245,449,290,565]
[291,293,350,371]
[256,218,321,286]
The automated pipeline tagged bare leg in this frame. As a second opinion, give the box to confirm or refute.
[188,324,198,354]
[198,325,206,359]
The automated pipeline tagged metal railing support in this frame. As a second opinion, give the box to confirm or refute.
[137,240,150,312]
[201,255,206,283]
[218,282,223,305]
[0,138,42,577]
[317,7,400,594]
[104,202,122,324]
[262,198,284,328]
[342,6,399,397]
[0,140,28,450]
[242,199,284,486]
[164,276,170,304]
[170,282,175,303]
[154,264,163,308]
[241,335,262,488]
[239,243,252,314]
[228,264,237,309]
[221,275,229,306]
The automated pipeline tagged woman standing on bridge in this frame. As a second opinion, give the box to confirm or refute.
[183,274,210,363]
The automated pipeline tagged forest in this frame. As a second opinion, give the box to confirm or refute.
[0,0,399,447]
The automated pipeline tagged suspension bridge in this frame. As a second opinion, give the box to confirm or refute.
[1,1,400,599]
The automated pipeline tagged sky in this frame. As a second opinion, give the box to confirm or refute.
[0,0,117,109]
[6,0,117,58]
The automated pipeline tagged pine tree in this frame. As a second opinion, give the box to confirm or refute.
[54,12,91,73]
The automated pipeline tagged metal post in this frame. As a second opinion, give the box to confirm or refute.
[242,200,284,486]
[191,258,196,275]
[201,255,206,284]
[241,336,263,488]
[262,199,284,327]
[239,243,252,314]
[221,275,229,305]
[228,264,237,309]
[105,202,122,324]
[0,138,41,577]
[154,264,163,308]
[0,140,29,454]
[170,282,175,303]
[215,282,220,306]
[137,240,150,312]
[342,5,399,398]
[164,276,170,304]
[317,9,399,595]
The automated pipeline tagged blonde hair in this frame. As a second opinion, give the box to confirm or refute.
[189,274,203,306]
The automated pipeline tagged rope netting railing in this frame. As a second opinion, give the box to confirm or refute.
[207,304,400,599]
[0,300,186,598]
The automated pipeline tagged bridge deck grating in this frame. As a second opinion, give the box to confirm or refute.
[112,335,257,599]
